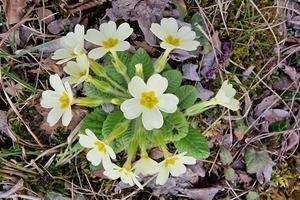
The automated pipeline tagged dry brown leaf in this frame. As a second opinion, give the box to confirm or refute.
[3,0,27,25]
[184,187,220,200]
[254,95,279,117]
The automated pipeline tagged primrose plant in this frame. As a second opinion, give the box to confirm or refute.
[40,18,240,189]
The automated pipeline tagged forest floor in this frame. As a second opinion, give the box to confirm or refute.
[0,0,300,199]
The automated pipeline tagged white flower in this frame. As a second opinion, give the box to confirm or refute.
[134,155,159,176]
[85,21,133,59]
[40,74,73,126]
[212,80,240,111]
[120,74,179,130]
[156,153,196,185]
[52,24,85,64]
[104,164,143,189]
[63,54,89,85]
[78,129,116,169]
[150,18,200,51]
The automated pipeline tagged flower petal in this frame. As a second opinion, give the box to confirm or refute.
[156,166,169,185]
[116,22,133,41]
[128,76,147,98]
[157,94,179,113]
[177,26,196,40]
[62,107,72,126]
[178,155,197,165]
[120,98,143,119]
[49,74,65,93]
[161,18,178,35]
[104,169,120,180]
[78,134,95,148]
[105,144,116,159]
[88,47,108,60]
[160,42,176,50]
[40,91,60,108]
[85,129,98,140]
[179,40,200,51]
[87,148,103,166]
[85,29,106,45]
[132,175,143,189]
[64,82,73,102]
[47,108,64,126]
[141,107,163,130]
[100,21,117,37]
[64,61,81,77]
[150,23,167,41]
[147,74,168,95]
[102,155,114,170]
[111,41,130,52]
[170,163,186,177]
[52,49,72,60]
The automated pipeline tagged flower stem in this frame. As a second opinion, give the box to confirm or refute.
[153,130,172,158]
[104,120,130,144]
[185,100,216,116]
[88,58,107,77]
[86,76,130,99]
[73,97,104,107]
[111,51,130,83]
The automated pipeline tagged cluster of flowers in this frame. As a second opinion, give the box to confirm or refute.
[40,18,240,188]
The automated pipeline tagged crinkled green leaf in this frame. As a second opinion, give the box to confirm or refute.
[79,108,107,139]
[128,48,153,80]
[102,109,133,153]
[175,126,210,159]
[160,110,189,142]
[83,81,113,99]
[162,69,182,93]
[245,147,269,174]
[176,85,199,109]
[220,146,233,165]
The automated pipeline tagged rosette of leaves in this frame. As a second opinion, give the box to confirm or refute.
[80,48,209,159]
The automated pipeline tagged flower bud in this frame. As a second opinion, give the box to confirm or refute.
[73,97,103,107]
[135,63,144,79]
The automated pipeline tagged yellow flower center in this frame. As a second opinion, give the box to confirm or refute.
[78,69,87,77]
[58,92,70,109]
[164,156,179,168]
[140,90,159,109]
[94,140,107,153]
[102,37,119,49]
[165,35,181,46]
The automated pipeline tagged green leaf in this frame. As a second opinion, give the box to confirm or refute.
[269,119,290,132]
[191,13,211,54]
[244,147,269,174]
[102,109,133,153]
[220,146,233,165]
[128,48,153,80]
[224,167,237,183]
[160,110,189,142]
[79,108,107,139]
[175,126,210,159]
[246,191,260,200]
[83,81,113,99]
[162,69,182,93]
[176,85,199,109]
